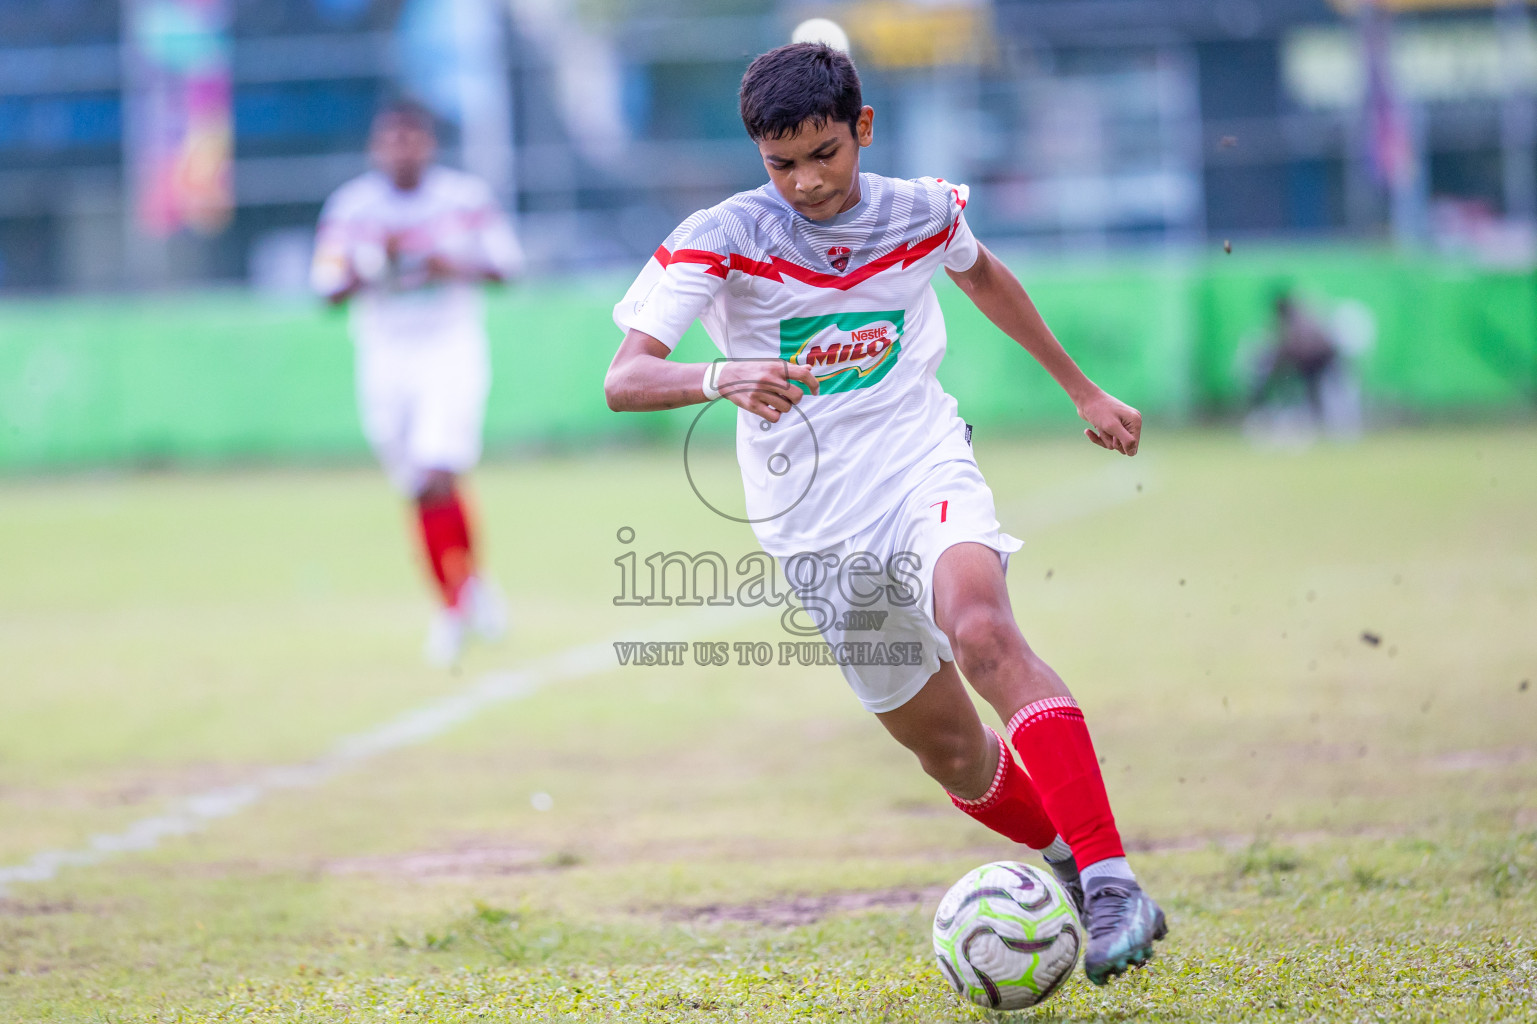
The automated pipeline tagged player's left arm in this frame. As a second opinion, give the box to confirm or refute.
[463,206,525,284]
[947,244,1141,456]
[426,185,525,285]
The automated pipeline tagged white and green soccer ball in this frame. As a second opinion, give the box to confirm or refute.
[932,861,1082,1010]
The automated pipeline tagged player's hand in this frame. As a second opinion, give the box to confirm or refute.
[716,359,820,423]
[1077,389,1142,455]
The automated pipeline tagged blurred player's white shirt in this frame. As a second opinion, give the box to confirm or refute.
[312,167,522,493]
[614,173,980,554]
[312,167,522,349]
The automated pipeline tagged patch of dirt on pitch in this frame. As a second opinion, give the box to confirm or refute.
[0,899,81,916]
[666,885,945,928]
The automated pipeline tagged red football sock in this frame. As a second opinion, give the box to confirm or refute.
[1008,697,1125,869]
[948,726,1061,851]
[416,489,475,608]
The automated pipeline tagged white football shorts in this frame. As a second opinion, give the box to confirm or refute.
[355,332,490,495]
[775,456,1022,714]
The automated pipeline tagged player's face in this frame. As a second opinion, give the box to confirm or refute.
[370,116,437,191]
[757,107,875,221]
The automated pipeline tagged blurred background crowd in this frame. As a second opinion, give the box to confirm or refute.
[1,0,1533,292]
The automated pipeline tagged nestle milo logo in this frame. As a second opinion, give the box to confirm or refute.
[780,310,904,394]
[807,321,895,368]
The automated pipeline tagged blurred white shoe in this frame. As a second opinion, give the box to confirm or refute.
[462,575,509,642]
[423,607,467,668]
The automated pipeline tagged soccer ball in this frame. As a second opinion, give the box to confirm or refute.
[932,861,1082,1010]
[790,17,850,53]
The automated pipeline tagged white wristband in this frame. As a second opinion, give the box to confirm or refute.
[701,361,722,401]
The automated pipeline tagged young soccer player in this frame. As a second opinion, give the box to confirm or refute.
[312,100,523,667]
[604,44,1166,983]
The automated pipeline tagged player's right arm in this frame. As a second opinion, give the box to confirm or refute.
[310,228,361,306]
[605,213,816,421]
[605,330,817,422]
[310,185,382,305]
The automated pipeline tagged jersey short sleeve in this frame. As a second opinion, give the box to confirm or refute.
[613,210,729,350]
[931,179,980,273]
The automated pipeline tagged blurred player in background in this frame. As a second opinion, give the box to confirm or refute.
[311,99,524,667]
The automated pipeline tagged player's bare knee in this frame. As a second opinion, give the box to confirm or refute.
[913,732,987,792]
[920,748,984,793]
[950,607,1024,681]
[416,471,457,506]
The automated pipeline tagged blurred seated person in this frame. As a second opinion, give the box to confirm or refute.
[1249,290,1341,422]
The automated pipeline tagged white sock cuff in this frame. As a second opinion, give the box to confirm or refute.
[1006,696,1082,737]
[948,727,1010,811]
[1037,836,1073,863]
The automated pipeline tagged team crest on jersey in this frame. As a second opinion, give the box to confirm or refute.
[781,310,904,394]
[826,246,851,272]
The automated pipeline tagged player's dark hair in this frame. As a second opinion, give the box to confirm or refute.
[739,43,862,141]
[375,97,437,136]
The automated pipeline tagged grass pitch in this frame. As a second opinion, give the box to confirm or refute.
[1,428,1534,1022]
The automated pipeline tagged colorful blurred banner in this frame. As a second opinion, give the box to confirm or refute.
[125,0,234,238]
[1361,0,1413,189]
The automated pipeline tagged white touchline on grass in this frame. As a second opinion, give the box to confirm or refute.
[0,610,763,895]
[0,463,1150,896]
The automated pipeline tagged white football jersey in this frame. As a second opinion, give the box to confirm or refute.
[614,173,981,554]
[312,167,523,349]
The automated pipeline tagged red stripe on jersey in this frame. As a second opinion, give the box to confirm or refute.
[654,244,729,278]
[655,218,959,291]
